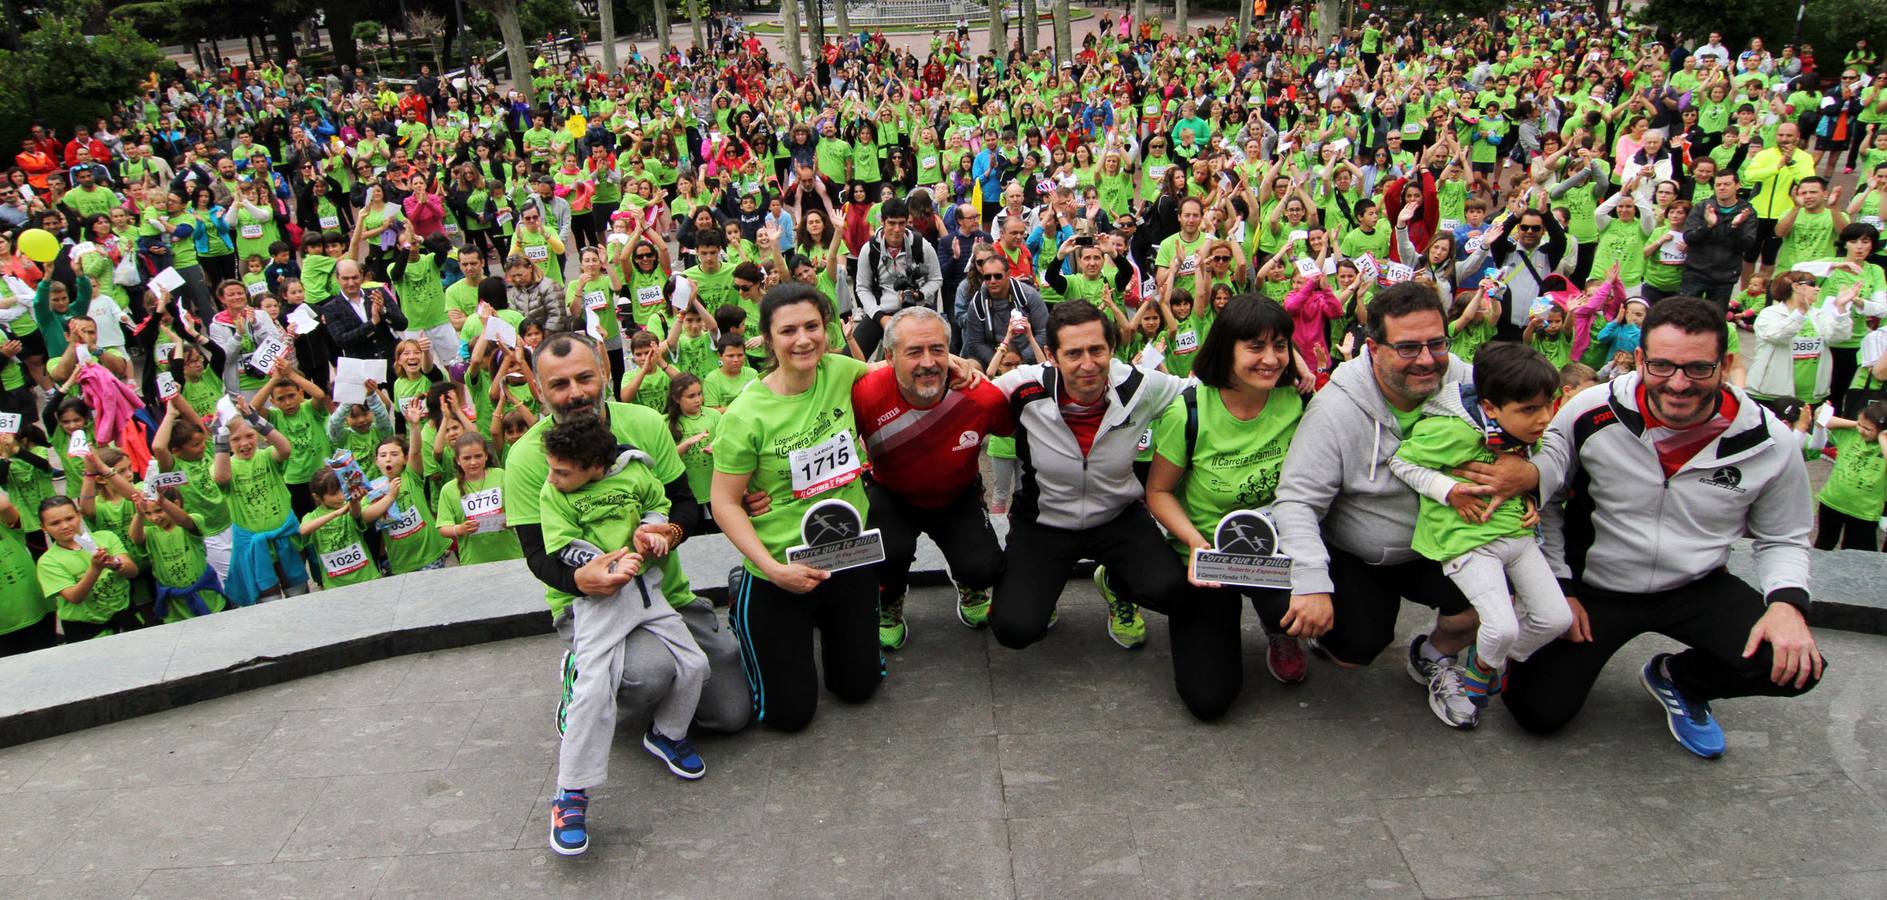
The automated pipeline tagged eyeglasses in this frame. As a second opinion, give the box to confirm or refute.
[1384,337,1452,359]
[1643,359,1719,379]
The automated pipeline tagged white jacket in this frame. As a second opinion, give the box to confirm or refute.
[1533,373,1813,611]
[1746,301,1853,401]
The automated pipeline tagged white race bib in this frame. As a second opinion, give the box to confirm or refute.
[247,280,268,296]
[385,505,424,539]
[154,342,178,364]
[156,371,180,399]
[495,209,514,228]
[1792,336,1824,359]
[239,224,265,240]
[584,290,609,311]
[788,431,864,499]
[1174,329,1200,354]
[637,285,664,307]
[321,543,370,577]
[1176,253,1198,276]
[319,215,340,229]
[1658,236,1687,264]
[462,486,504,521]
[150,469,189,489]
[524,243,549,262]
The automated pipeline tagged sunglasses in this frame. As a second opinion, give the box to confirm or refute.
[982,272,1007,281]
[1516,224,1543,232]
[1209,255,1231,263]
[734,280,757,290]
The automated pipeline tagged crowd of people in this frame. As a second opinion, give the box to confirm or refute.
[0,1,1878,859]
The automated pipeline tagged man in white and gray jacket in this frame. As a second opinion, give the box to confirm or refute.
[852,197,943,358]
[1510,297,1824,759]
[988,301,1187,650]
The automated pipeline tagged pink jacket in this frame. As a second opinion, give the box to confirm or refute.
[402,193,446,238]
[1569,273,1624,361]
[1284,277,1343,368]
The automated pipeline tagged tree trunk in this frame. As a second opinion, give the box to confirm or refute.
[1020,0,1036,54]
[988,0,1006,61]
[599,0,618,71]
[805,0,824,51]
[328,5,361,69]
[273,15,299,63]
[1317,0,1339,44]
[833,0,849,44]
[780,0,803,74]
[1236,0,1250,42]
[1131,0,1144,42]
[1173,0,1186,34]
[488,0,534,104]
[246,32,260,65]
[688,0,705,50]
[1052,0,1069,62]
[653,0,672,56]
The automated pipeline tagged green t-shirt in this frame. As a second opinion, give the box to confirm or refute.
[1529,328,1574,370]
[5,452,55,532]
[504,402,692,616]
[226,450,295,533]
[1819,428,1886,520]
[675,330,717,380]
[269,402,333,484]
[1775,208,1837,274]
[434,469,525,566]
[1150,387,1303,554]
[141,520,227,622]
[0,522,48,635]
[683,264,744,321]
[38,531,133,628]
[1395,415,1532,561]
[713,353,872,576]
[677,408,721,504]
[538,454,670,608]
[397,252,449,330]
[704,365,759,409]
[303,504,377,587]
[168,453,231,535]
[1818,262,1886,350]
[377,471,449,574]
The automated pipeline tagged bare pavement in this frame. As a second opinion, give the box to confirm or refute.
[2,579,1886,899]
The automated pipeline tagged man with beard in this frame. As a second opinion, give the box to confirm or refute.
[1273,283,1542,729]
[503,333,751,773]
[850,307,1014,649]
[1509,297,1823,758]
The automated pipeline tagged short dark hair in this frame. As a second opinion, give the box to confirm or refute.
[1838,221,1879,251]
[1641,296,1728,358]
[757,281,830,339]
[1364,282,1447,343]
[1046,297,1115,353]
[712,304,747,332]
[1471,342,1560,407]
[1192,295,1297,390]
[714,333,746,354]
[733,262,764,285]
[694,230,726,251]
[542,414,617,472]
[880,197,909,220]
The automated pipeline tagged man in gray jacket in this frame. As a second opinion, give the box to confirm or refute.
[960,254,1049,366]
[1273,283,1541,728]
[1510,297,1823,759]
[988,301,1188,651]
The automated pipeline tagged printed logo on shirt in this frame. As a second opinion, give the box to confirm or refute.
[953,430,983,451]
[1701,465,1747,493]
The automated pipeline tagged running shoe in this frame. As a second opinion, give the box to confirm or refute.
[879,589,909,651]
[555,650,576,738]
[1427,661,1480,730]
[1640,653,1726,759]
[1093,566,1146,649]
[643,725,707,780]
[549,789,589,856]
[1406,634,1443,686]
[1265,633,1309,684]
[956,585,992,629]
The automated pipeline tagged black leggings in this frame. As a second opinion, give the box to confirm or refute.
[1317,544,1471,666]
[1816,504,1881,551]
[851,310,892,359]
[990,506,1188,650]
[1503,568,1822,735]
[199,252,236,285]
[1826,345,1860,413]
[60,606,145,643]
[728,564,882,732]
[865,479,1003,601]
[0,612,57,657]
[570,208,600,251]
[463,227,498,265]
[1168,584,1290,721]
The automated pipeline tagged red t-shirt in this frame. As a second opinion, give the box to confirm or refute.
[853,368,1015,509]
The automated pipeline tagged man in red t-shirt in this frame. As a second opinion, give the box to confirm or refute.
[853,307,1014,650]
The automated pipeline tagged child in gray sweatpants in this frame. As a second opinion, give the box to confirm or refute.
[539,418,708,856]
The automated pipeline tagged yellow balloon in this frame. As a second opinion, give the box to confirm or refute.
[17,228,57,264]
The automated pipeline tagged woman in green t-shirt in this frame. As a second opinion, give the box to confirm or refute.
[712,283,881,732]
[434,433,524,565]
[1143,296,1310,720]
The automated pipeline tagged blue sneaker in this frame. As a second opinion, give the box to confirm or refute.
[643,726,707,780]
[549,789,589,856]
[1640,654,1726,760]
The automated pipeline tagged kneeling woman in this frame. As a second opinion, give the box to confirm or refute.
[1144,295,1312,721]
[712,283,882,732]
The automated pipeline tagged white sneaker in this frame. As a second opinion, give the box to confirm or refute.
[1426,661,1480,730]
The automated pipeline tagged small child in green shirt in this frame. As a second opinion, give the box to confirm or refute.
[540,414,706,856]
[1812,401,1887,550]
[703,334,759,411]
[1522,300,1574,369]
[299,466,398,587]
[1388,343,1574,726]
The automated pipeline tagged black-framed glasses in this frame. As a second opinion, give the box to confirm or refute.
[1643,359,1720,380]
[1385,337,1451,359]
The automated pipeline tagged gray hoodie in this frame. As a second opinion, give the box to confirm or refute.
[1272,347,1471,596]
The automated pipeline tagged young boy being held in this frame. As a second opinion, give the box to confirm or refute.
[1389,342,1575,729]
[538,415,707,857]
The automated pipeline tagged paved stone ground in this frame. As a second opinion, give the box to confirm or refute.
[2,582,1885,899]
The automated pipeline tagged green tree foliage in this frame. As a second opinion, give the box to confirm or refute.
[1637,0,1887,59]
[0,11,168,140]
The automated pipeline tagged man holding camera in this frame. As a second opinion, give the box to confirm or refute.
[961,254,1050,366]
[853,197,944,358]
